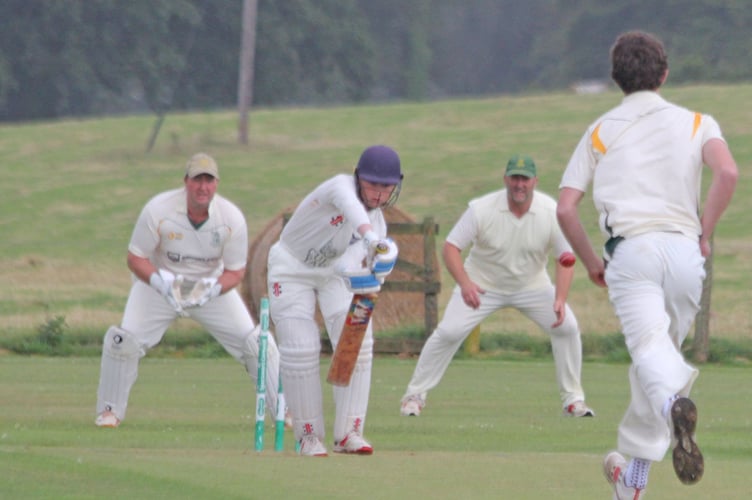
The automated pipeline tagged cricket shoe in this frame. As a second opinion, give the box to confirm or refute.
[298,434,328,457]
[563,400,595,417]
[603,451,645,500]
[400,395,424,417]
[95,411,120,428]
[670,397,703,484]
[333,431,373,455]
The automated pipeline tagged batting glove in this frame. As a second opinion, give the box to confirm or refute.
[341,268,381,294]
[183,277,222,308]
[372,237,398,283]
[149,269,186,315]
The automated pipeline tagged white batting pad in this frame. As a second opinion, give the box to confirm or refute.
[332,333,373,441]
[96,326,144,420]
[276,318,326,441]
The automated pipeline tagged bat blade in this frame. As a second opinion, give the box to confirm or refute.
[327,293,378,386]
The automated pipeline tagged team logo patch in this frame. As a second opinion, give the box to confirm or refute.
[330,215,344,227]
[272,282,282,297]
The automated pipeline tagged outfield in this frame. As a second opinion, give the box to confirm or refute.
[1,356,750,499]
[1,85,751,498]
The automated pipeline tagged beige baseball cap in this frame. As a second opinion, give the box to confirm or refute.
[185,153,219,179]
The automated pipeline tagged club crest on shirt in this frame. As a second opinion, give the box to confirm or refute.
[211,231,221,247]
[330,214,344,227]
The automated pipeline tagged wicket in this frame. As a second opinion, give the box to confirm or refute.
[254,296,287,453]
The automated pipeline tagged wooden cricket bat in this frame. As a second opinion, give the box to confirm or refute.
[327,292,378,386]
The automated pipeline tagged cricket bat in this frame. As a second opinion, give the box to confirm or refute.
[326,292,378,386]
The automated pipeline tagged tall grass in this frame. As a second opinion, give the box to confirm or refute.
[1,84,750,346]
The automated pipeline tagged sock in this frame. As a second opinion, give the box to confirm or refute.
[625,458,651,489]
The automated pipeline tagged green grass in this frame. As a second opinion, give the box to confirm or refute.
[1,356,750,499]
[2,83,751,346]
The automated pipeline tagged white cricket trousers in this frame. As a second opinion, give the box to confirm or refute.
[404,284,586,407]
[267,242,373,443]
[605,232,704,461]
[96,280,279,421]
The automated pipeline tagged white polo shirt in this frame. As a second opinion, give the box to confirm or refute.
[128,188,248,281]
[560,91,725,240]
[446,189,572,294]
[279,174,386,268]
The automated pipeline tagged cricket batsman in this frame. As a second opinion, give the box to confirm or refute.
[266,145,402,456]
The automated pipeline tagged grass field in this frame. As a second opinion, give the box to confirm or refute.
[1,356,750,499]
[1,85,751,497]
[1,83,751,345]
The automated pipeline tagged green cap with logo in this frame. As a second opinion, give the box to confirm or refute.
[504,154,537,178]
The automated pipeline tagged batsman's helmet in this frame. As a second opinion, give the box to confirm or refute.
[354,145,403,207]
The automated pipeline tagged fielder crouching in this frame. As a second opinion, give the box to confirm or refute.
[95,153,282,429]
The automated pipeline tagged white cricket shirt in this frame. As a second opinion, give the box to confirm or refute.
[279,174,386,268]
[560,91,725,240]
[446,189,572,294]
[128,188,248,280]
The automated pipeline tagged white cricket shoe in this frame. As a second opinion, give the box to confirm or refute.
[333,431,373,455]
[563,400,595,417]
[298,434,328,457]
[95,411,120,428]
[400,395,424,417]
[603,451,645,500]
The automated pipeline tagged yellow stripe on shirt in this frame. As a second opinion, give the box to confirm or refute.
[691,112,702,139]
[591,123,606,154]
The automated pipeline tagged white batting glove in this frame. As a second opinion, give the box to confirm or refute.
[341,268,381,294]
[149,269,186,315]
[182,277,222,308]
[371,237,398,283]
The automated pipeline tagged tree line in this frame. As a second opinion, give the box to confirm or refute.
[1,0,749,122]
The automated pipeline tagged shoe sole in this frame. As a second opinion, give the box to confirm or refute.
[333,448,373,455]
[671,397,703,485]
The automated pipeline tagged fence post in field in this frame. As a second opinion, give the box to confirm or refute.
[692,235,713,363]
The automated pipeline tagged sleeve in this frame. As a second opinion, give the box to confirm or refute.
[699,114,724,146]
[330,175,371,231]
[559,129,597,192]
[445,207,476,251]
[127,202,160,258]
[220,202,249,271]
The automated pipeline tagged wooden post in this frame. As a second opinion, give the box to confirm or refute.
[692,235,713,362]
[464,325,481,355]
[423,216,438,336]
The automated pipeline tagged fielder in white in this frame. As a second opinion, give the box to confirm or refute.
[95,153,280,428]
[557,31,738,499]
[267,145,401,457]
[401,154,594,419]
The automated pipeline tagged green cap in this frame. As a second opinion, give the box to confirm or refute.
[505,154,537,178]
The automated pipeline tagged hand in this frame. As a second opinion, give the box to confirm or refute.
[459,281,485,309]
[371,237,398,283]
[340,268,381,294]
[183,278,222,308]
[149,269,186,315]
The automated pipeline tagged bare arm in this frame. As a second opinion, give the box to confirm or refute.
[127,252,158,284]
[700,138,738,256]
[551,258,575,327]
[556,188,606,287]
[443,242,484,309]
